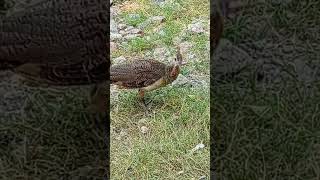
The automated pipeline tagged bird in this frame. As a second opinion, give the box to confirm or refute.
[211,0,244,51]
[0,0,109,113]
[110,46,186,111]
[212,11,224,51]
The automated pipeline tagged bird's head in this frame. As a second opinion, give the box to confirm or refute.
[170,46,187,78]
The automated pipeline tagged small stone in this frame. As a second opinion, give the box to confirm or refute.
[113,56,127,64]
[110,86,120,104]
[173,36,182,45]
[179,42,193,54]
[150,16,165,23]
[120,130,128,137]
[118,23,127,30]
[172,75,190,86]
[110,20,118,33]
[121,41,128,47]
[187,22,205,34]
[199,175,206,180]
[111,33,122,41]
[138,118,147,124]
[153,47,169,61]
[128,28,142,34]
[190,143,205,153]
[153,0,166,5]
[177,170,184,175]
[140,126,149,134]
[125,26,135,32]
[110,5,120,17]
[124,34,140,40]
[187,53,196,60]
[110,42,117,52]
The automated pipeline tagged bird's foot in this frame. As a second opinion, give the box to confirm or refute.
[139,99,153,116]
[88,109,107,131]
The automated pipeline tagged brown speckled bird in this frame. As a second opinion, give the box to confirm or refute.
[212,11,224,50]
[0,0,109,113]
[111,47,186,110]
[212,0,244,51]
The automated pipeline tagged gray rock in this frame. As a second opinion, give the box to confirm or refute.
[173,36,182,45]
[187,53,196,60]
[150,16,165,23]
[153,47,170,61]
[187,75,209,87]
[118,23,127,30]
[153,0,166,5]
[119,30,126,35]
[179,42,193,54]
[124,34,140,40]
[110,86,120,106]
[125,26,135,32]
[187,22,205,34]
[171,74,190,86]
[121,41,128,47]
[110,42,117,52]
[110,19,118,33]
[111,33,122,41]
[113,56,127,65]
[127,28,142,34]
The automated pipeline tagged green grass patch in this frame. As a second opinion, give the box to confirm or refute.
[111,0,210,179]
[122,12,147,27]
[111,87,209,179]
[127,37,154,52]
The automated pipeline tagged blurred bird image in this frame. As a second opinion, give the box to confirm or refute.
[110,47,186,112]
[0,0,109,114]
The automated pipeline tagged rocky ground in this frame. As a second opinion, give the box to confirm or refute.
[110,1,211,105]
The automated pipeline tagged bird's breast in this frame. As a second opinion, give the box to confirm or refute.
[142,78,166,91]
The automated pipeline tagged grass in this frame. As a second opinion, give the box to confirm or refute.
[111,87,209,179]
[0,86,107,178]
[111,0,209,179]
[213,0,320,179]
[122,12,147,27]
[127,37,153,52]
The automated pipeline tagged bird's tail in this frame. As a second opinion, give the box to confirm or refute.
[14,61,109,86]
[211,12,224,50]
[211,0,244,50]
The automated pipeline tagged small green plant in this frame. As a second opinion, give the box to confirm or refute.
[128,37,153,52]
[123,12,147,27]
[162,22,182,45]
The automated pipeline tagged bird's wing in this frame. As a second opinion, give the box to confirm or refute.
[0,0,109,85]
[110,60,166,88]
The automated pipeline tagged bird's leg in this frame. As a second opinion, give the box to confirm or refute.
[87,83,109,129]
[138,89,147,107]
[87,83,107,115]
[138,89,151,115]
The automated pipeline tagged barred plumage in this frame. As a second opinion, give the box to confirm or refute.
[110,47,184,111]
[0,0,108,85]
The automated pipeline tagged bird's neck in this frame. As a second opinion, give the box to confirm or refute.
[165,65,180,82]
